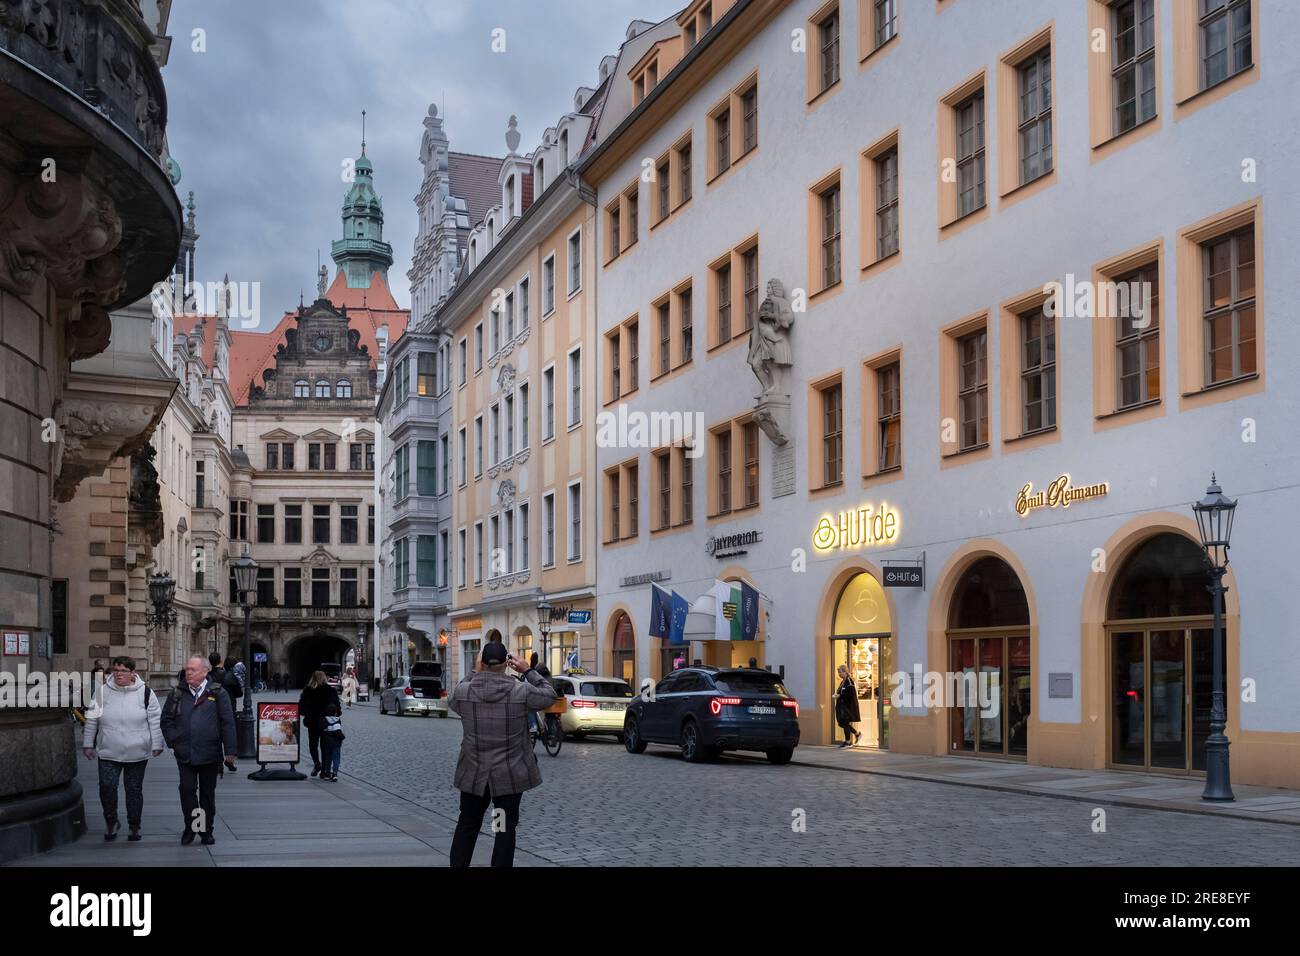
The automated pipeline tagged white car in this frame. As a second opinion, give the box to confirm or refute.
[548,673,634,740]
[379,676,448,717]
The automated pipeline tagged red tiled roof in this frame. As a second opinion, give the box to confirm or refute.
[448,151,504,228]
[226,270,409,405]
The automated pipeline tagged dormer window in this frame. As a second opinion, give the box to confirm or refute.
[560,130,569,167]
[536,159,545,193]
[505,176,515,218]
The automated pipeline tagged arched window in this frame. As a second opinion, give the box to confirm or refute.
[315,379,330,398]
[946,556,1030,758]
[611,612,635,686]
[294,380,309,398]
[1106,533,1215,772]
[335,379,352,399]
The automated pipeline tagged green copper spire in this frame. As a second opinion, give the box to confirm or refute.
[330,109,393,289]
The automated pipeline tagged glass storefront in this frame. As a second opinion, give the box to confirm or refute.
[946,557,1031,758]
[1107,533,1215,773]
[829,572,894,749]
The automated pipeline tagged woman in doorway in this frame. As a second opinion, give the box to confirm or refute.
[299,671,340,778]
[834,664,861,747]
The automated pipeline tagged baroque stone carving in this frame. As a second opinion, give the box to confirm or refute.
[498,478,516,508]
[747,279,796,446]
[128,443,163,548]
[497,362,515,392]
[54,398,156,501]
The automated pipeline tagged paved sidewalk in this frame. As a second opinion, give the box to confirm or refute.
[10,751,552,867]
[793,745,1300,826]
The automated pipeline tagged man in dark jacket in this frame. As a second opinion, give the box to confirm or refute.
[161,655,237,845]
[448,641,556,868]
[208,652,243,704]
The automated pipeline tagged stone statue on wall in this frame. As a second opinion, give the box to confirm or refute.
[747,279,795,445]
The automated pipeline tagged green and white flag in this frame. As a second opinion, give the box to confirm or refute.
[713,580,742,642]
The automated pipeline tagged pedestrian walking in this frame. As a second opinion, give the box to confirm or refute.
[448,641,556,868]
[341,669,358,708]
[298,670,341,778]
[319,698,345,782]
[384,667,393,691]
[231,658,247,694]
[271,672,282,693]
[160,655,237,845]
[81,657,163,842]
[209,653,243,706]
[834,664,861,747]
[89,659,105,688]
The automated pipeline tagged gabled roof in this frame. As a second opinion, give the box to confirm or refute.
[226,269,409,406]
[448,151,505,228]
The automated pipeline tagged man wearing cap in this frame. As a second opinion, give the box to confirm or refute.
[448,640,557,867]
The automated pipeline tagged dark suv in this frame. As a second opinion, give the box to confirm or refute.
[623,667,800,764]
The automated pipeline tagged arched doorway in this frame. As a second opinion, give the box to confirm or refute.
[512,627,534,667]
[829,571,894,749]
[946,557,1031,758]
[287,633,352,689]
[1106,532,1214,773]
[610,613,635,685]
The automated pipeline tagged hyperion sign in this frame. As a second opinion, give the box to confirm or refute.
[1015,474,1109,518]
[813,503,901,553]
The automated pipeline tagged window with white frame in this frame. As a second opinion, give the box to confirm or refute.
[543,367,555,439]
[567,482,582,561]
[543,255,555,314]
[543,492,555,566]
[567,230,582,294]
[567,348,582,427]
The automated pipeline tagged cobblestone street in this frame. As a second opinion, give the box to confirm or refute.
[335,700,1300,867]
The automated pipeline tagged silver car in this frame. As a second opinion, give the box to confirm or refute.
[379,676,448,717]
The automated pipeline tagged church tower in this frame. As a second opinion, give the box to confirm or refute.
[330,114,394,289]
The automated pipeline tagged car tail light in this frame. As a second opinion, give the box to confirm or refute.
[404,687,413,696]
[571,699,597,708]
[782,699,800,718]
[710,696,742,715]
[440,689,448,698]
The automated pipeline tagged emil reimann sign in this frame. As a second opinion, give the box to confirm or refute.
[1015,475,1109,518]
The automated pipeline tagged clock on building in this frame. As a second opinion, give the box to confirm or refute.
[314,333,331,352]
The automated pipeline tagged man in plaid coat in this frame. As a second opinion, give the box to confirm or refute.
[448,640,557,867]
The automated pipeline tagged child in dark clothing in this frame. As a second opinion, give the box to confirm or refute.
[319,699,345,782]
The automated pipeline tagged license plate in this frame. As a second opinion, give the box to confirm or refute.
[748,705,776,715]
[599,702,625,710]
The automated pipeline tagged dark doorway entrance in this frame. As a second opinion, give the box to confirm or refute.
[288,633,351,689]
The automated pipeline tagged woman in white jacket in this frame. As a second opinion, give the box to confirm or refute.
[341,670,358,708]
[82,657,164,842]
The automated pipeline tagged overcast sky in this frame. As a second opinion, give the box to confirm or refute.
[164,0,682,328]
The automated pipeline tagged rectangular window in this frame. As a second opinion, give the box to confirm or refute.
[340,567,358,606]
[875,147,899,259]
[490,308,500,355]
[366,442,374,471]
[229,500,247,541]
[517,386,529,450]
[265,443,278,471]
[568,483,582,560]
[458,529,467,587]
[656,453,671,530]
[349,443,362,471]
[657,159,671,220]
[715,109,731,175]
[474,523,483,583]
[628,463,639,537]
[284,503,302,544]
[417,535,436,587]
[608,470,620,542]
[543,493,556,567]
[283,568,301,608]
[281,442,295,470]
[657,301,671,375]
[369,566,375,606]
[313,504,331,544]
[1201,0,1252,90]
[1203,226,1256,385]
[874,0,897,49]
[308,443,321,471]
[505,395,515,456]
[1113,0,1156,134]
[821,182,842,289]
[679,286,693,364]
[440,531,449,588]
[627,322,639,389]
[742,247,759,331]
[956,91,986,216]
[626,192,638,245]
[505,292,515,341]
[568,349,582,427]
[820,8,840,92]
[505,510,515,572]
[490,405,500,465]
[395,444,409,499]
[340,504,358,544]
[821,382,843,486]
[678,140,693,204]
[608,204,621,259]
[368,504,375,545]
[474,417,483,476]
[716,263,731,343]
[543,256,556,314]
[958,329,989,449]
[393,541,408,593]
[474,324,483,371]
[543,368,555,440]
[519,503,530,570]
[1116,264,1160,408]
[458,338,467,384]
[519,277,530,329]
[193,545,205,590]
[743,421,759,508]
[610,331,621,400]
[257,504,275,543]
[680,447,694,524]
[1018,48,1053,184]
[1020,306,1057,433]
[257,568,275,608]
[324,443,336,471]
[877,361,902,471]
[568,230,582,294]
[716,430,732,515]
[741,84,758,154]
[50,579,67,654]
[418,351,435,396]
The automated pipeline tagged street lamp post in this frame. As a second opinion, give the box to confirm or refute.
[1192,474,1237,802]
[536,599,552,672]
[233,549,259,760]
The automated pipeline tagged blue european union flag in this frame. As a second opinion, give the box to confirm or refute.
[669,591,690,645]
